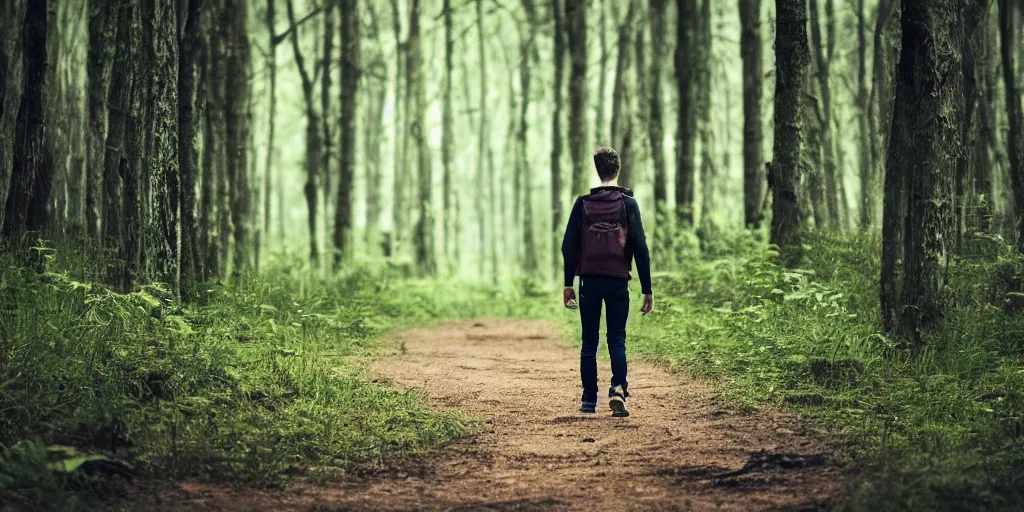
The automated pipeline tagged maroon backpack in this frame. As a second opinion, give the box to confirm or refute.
[577,190,631,279]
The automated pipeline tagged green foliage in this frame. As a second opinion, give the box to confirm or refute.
[0,249,544,508]
[626,231,1024,510]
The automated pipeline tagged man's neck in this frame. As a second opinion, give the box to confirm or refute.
[600,180,619,188]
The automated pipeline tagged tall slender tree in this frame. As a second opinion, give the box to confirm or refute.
[675,0,698,227]
[86,0,115,238]
[286,0,321,263]
[519,0,539,274]
[442,0,455,269]
[411,0,433,273]
[740,0,764,229]
[999,0,1024,251]
[770,0,809,262]
[550,0,566,272]
[179,0,204,293]
[648,0,668,215]
[336,0,359,266]
[224,0,250,275]
[566,0,588,197]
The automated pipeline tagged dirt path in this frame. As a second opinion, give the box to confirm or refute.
[167,320,843,511]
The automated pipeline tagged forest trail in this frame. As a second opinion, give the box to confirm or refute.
[163,320,844,511]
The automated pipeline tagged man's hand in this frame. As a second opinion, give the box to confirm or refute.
[641,293,654,315]
[563,287,579,309]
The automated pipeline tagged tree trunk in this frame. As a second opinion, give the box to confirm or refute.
[261,0,276,268]
[551,0,566,274]
[364,2,385,254]
[809,0,840,230]
[566,0,588,198]
[675,0,698,228]
[856,0,871,229]
[442,0,455,269]
[0,0,20,235]
[178,0,203,294]
[770,0,809,263]
[518,0,539,275]
[881,0,963,341]
[390,0,406,257]
[610,0,635,189]
[976,4,997,231]
[697,0,714,245]
[286,0,320,263]
[476,0,489,276]
[408,0,432,274]
[649,0,668,213]
[1000,0,1024,252]
[336,0,359,267]
[595,0,608,146]
[3,0,49,243]
[870,0,897,229]
[86,0,115,238]
[321,2,335,251]
[740,0,764,229]
[224,0,249,275]
[102,0,133,287]
[147,0,180,293]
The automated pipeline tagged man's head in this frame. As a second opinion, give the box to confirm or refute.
[593,147,620,183]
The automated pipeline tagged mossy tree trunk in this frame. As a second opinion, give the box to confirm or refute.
[610,0,636,190]
[286,0,320,264]
[224,0,249,276]
[178,0,203,296]
[881,0,964,342]
[770,0,809,263]
[86,0,115,239]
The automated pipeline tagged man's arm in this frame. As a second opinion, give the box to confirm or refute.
[628,200,653,295]
[561,198,583,288]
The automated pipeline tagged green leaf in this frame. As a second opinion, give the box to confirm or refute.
[47,454,108,473]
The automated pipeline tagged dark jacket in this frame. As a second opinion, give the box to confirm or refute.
[561,186,652,294]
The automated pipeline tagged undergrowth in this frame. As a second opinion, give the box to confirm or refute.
[628,230,1024,511]
[0,246,546,510]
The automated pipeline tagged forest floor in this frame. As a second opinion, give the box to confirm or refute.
[138,319,843,511]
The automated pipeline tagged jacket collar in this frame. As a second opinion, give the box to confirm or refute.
[589,185,633,197]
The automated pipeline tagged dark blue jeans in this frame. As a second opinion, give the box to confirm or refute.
[579,276,629,405]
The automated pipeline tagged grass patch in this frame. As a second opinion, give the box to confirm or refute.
[0,248,546,509]
[625,231,1024,510]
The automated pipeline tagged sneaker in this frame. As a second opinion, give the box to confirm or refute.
[609,385,629,417]
[580,401,597,414]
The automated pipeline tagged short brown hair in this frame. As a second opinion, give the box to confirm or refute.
[593,147,620,182]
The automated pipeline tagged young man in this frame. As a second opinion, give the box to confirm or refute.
[561,147,653,417]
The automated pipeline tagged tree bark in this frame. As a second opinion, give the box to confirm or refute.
[336,0,359,267]
[390,0,406,257]
[86,0,115,238]
[518,0,539,275]
[595,0,608,146]
[261,0,277,268]
[740,0,764,230]
[3,0,49,243]
[321,2,335,249]
[551,0,566,274]
[178,0,203,294]
[696,0,714,245]
[224,0,249,276]
[649,0,668,213]
[809,0,839,230]
[476,0,489,276]
[1000,0,1024,251]
[881,0,963,341]
[675,0,698,227]
[566,0,588,198]
[147,0,180,293]
[102,0,133,288]
[442,0,455,269]
[610,0,635,189]
[770,0,809,263]
[286,0,320,263]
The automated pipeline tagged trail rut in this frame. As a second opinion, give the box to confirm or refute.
[159,319,843,511]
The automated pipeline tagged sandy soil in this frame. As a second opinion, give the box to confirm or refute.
[147,319,844,511]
